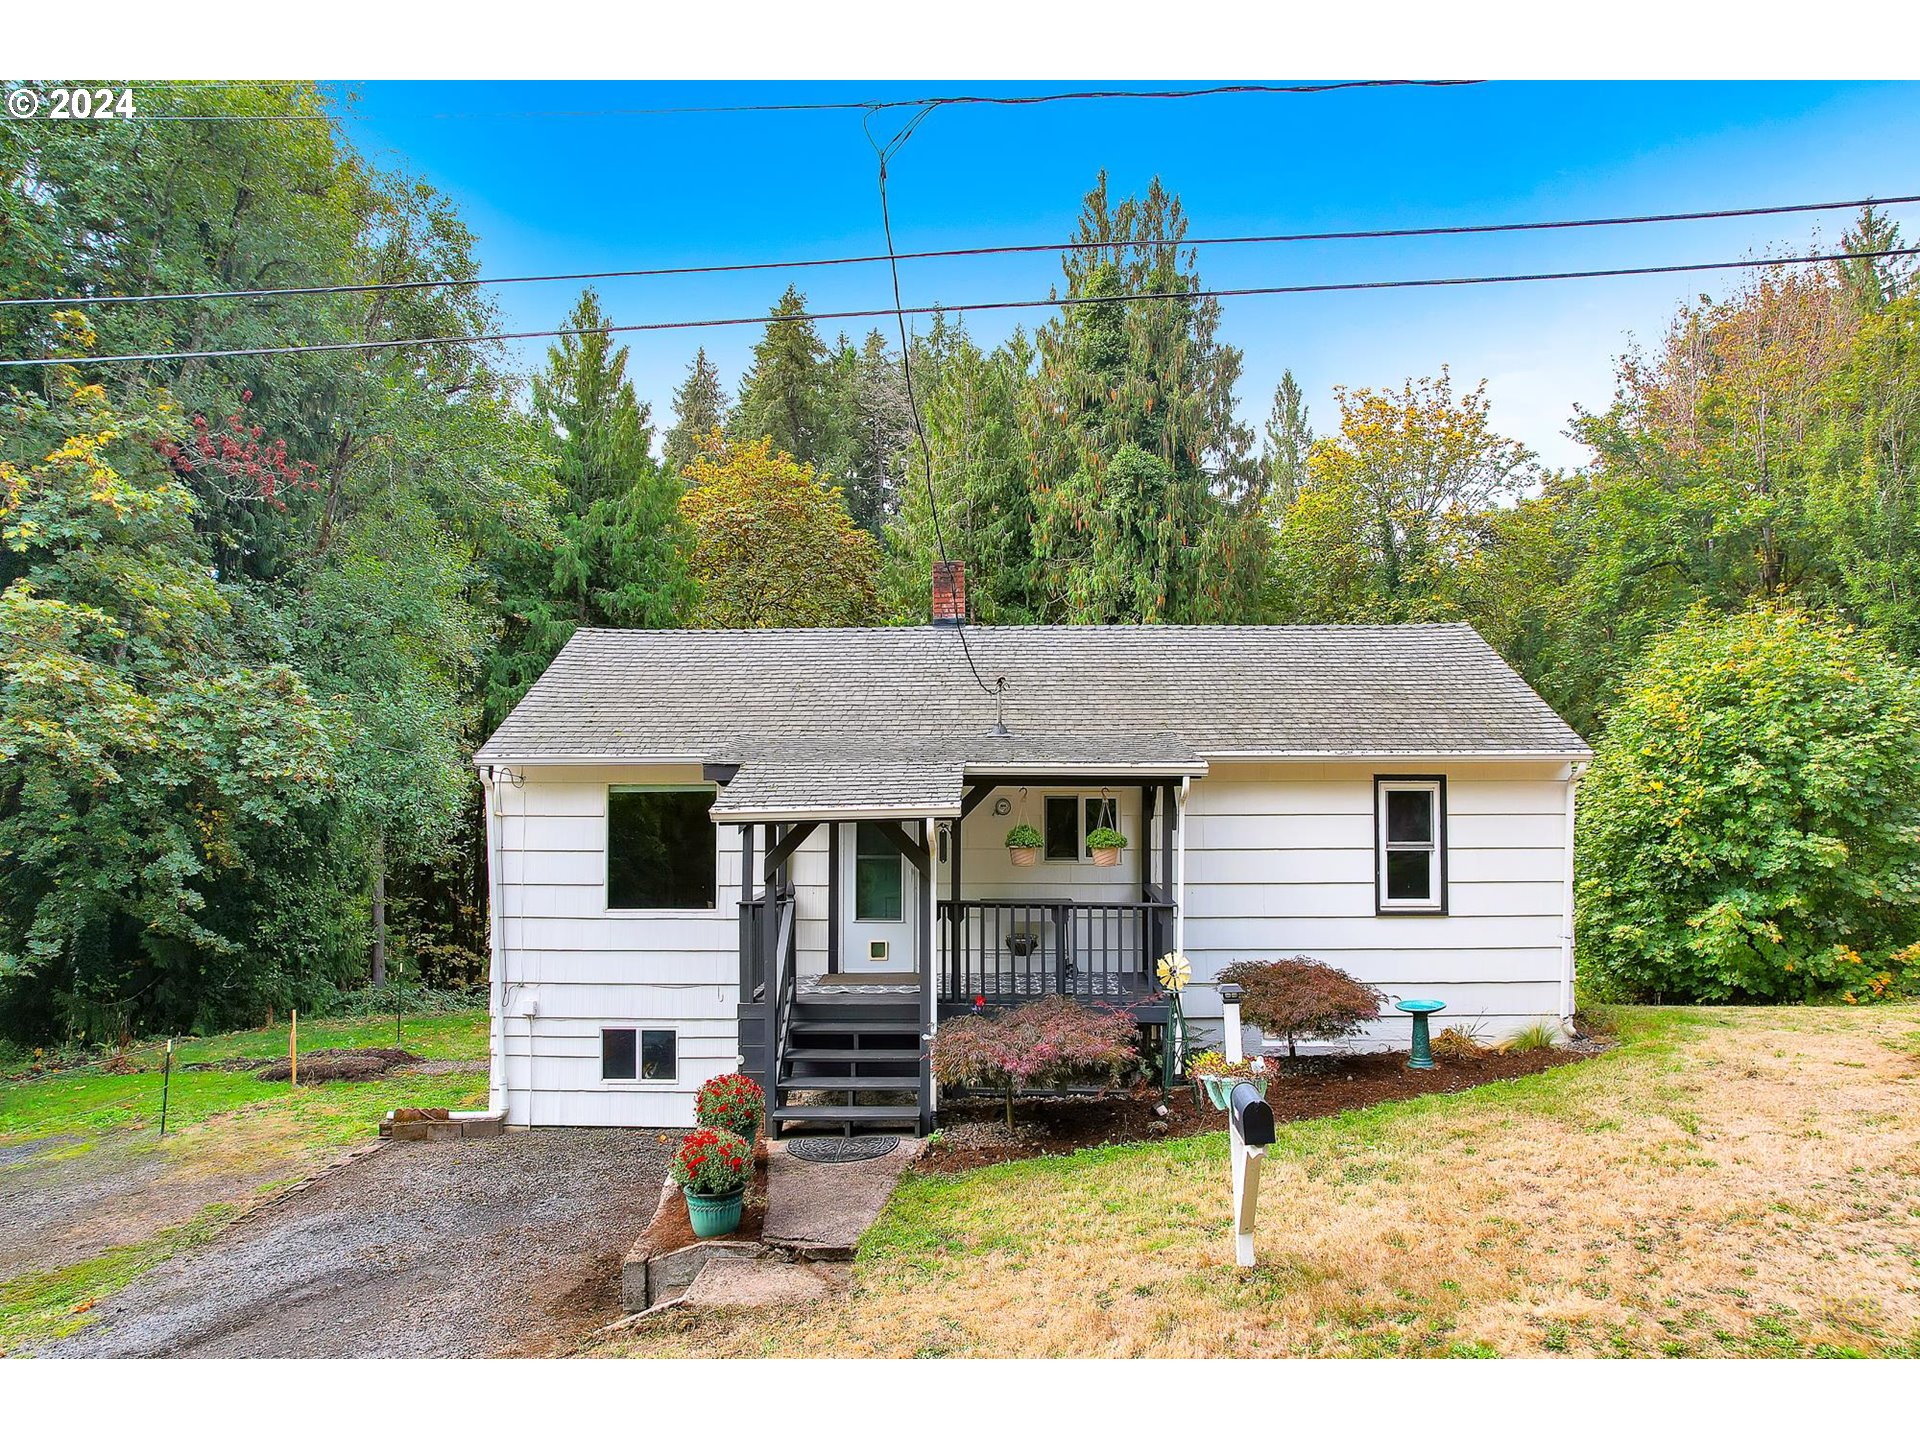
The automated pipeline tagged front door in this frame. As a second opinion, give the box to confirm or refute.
[841,821,918,974]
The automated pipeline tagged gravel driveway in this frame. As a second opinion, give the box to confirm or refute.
[41,1129,673,1357]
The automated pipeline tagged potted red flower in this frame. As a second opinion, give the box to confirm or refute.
[695,1072,766,1146]
[672,1127,752,1237]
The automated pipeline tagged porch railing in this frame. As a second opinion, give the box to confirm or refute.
[938,898,1173,1005]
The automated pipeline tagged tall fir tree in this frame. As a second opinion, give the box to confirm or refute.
[1261,369,1313,514]
[1025,175,1269,622]
[663,346,729,479]
[486,290,693,729]
[730,285,832,464]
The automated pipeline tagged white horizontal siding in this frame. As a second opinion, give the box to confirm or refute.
[1180,762,1574,1044]
[485,759,1577,1124]
[491,767,747,1127]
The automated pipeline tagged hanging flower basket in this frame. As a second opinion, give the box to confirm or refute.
[1005,823,1042,868]
[1086,826,1128,868]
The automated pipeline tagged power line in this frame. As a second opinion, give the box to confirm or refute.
[865,103,1005,702]
[93,79,1483,123]
[6,245,1913,372]
[10,191,1914,312]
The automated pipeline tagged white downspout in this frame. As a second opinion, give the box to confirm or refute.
[1560,760,1587,1027]
[480,766,509,1119]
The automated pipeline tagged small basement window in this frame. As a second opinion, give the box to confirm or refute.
[1376,778,1445,914]
[607,786,716,910]
[601,1027,677,1082]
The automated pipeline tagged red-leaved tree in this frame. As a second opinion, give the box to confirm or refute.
[155,391,316,508]
[929,995,1140,1132]
[1218,956,1385,1058]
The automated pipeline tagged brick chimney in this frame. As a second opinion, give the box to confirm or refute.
[931,560,966,627]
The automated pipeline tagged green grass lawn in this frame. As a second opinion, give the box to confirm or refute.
[607,1004,1920,1358]
[0,1011,490,1149]
[0,1009,492,1353]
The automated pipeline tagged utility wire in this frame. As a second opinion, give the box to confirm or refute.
[9,191,1914,311]
[7,244,1915,371]
[864,103,1006,704]
[92,79,1482,123]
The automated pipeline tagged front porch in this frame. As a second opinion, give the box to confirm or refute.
[730,773,1191,1136]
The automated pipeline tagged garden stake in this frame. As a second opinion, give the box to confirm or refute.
[159,1038,173,1136]
[290,1009,297,1088]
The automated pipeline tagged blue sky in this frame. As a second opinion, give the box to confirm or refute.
[336,81,1920,470]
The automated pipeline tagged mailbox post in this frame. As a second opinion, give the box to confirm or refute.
[1220,983,1274,1267]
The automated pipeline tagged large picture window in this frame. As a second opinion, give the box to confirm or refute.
[607,786,716,910]
[1376,777,1446,914]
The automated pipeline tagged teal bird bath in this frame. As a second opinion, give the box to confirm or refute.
[1395,998,1447,1070]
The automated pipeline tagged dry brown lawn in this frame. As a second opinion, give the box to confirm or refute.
[599,1005,1920,1357]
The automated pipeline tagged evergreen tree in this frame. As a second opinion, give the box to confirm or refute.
[825,329,912,536]
[486,290,693,729]
[1026,176,1268,622]
[1261,370,1313,513]
[731,285,831,464]
[664,346,729,479]
[1837,205,1915,316]
[883,318,1040,621]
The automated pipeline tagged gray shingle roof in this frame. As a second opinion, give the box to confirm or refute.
[476,624,1588,817]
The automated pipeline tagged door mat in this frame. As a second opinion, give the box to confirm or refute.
[785,1136,903,1164]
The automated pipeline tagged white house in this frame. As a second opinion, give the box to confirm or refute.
[474,600,1590,1135]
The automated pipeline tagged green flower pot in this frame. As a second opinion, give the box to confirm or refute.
[731,1118,760,1150]
[685,1186,745,1238]
[1200,1073,1267,1110]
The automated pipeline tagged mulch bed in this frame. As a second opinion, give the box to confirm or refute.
[916,1045,1598,1175]
[254,1047,423,1084]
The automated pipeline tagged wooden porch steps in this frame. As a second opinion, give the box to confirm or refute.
[783,1046,918,1063]
[771,1104,920,1126]
[772,995,927,1138]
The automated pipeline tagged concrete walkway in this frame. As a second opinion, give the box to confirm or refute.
[762,1138,921,1259]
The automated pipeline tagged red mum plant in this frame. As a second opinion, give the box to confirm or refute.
[694,1072,765,1136]
[670,1127,752,1197]
[929,994,1140,1133]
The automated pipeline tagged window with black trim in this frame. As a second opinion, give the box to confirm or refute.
[1376,778,1445,913]
[1042,793,1122,862]
[607,786,716,910]
[601,1027,677,1081]
[1044,795,1079,861]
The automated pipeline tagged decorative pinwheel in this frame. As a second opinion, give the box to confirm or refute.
[1156,952,1191,993]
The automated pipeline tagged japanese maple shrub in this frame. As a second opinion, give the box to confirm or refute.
[929,994,1140,1132]
[671,1127,752,1197]
[1218,957,1385,1058]
[1577,605,1920,1004]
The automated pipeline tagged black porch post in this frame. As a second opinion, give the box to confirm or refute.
[826,820,840,975]
[761,822,777,1109]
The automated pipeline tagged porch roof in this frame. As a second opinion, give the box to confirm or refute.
[706,732,1209,823]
